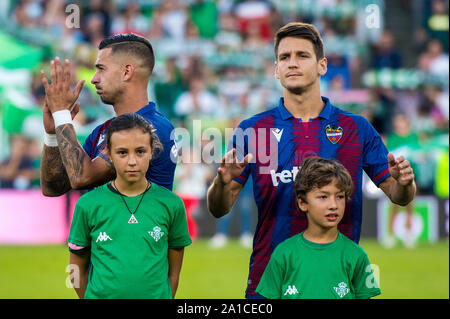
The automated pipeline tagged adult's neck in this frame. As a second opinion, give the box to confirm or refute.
[113,88,149,116]
[283,87,325,122]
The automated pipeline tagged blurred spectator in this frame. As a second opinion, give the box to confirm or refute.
[412,28,430,55]
[371,30,403,69]
[189,0,219,39]
[383,113,420,248]
[111,1,150,35]
[174,76,220,118]
[387,113,420,153]
[241,18,273,53]
[0,135,39,189]
[82,12,107,47]
[214,12,242,51]
[13,0,44,27]
[217,66,250,116]
[233,0,273,42]
[426,0,449,52]
[412,85,447,137]
[154,57,187,119]
[413,85,448,137]
[42,0,65,38]
[418,39,449,78]
[85,0,113,37]
[366,88,396,136]
[151,0,189,40]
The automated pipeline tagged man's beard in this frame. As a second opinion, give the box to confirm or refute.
[99,94,114,105]
[98,89,122,105]
[284,76,316,95]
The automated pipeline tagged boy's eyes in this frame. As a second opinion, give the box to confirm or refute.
[316,194,345,199]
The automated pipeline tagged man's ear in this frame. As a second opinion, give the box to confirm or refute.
[123,64,135,81]
[318,57,327,76]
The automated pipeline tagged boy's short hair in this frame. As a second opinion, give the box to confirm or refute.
[274,22,325,61]
[99,33,155,74]
[294,157,354,206]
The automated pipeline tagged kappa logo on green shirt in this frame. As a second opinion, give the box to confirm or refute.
[283,285,299,296]
[96,232,112,243]
[149,226,164,242]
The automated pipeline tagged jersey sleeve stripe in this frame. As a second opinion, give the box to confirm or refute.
[372,168,390,184]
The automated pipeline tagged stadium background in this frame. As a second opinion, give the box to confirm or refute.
[0,0,448,298]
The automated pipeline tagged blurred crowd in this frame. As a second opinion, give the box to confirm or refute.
[0,0,448,241]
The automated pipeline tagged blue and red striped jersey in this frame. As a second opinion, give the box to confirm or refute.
[82,102,177,191]
[230,96,390,297]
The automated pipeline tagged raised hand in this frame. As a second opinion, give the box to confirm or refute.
[387,152,415,186]
[217,149,253,185]
[42,99,81,134]
[40,57,84,114]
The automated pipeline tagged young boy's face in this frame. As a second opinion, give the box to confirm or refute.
[108,128,152,184]
[297,178,346,229]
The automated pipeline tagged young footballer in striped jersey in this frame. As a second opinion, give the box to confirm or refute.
[207,22,415,298]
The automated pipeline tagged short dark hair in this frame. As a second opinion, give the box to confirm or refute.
[99,33,155,73]
[274,22,324,61]
[294,157,353,207]
[106,113,163,158]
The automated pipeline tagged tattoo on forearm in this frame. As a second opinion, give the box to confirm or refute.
[41,146,71,193]
[56,124,87,182]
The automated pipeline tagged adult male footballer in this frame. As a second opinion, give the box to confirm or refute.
[207,22,416,299]
[40,33,177,196]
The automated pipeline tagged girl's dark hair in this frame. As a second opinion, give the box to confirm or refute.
[105,113,163,157]
[294,156,354,208]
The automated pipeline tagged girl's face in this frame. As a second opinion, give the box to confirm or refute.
[108,128,152,185]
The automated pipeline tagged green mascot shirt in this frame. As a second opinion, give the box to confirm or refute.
[68,183,192,299]
[256,232,381,299]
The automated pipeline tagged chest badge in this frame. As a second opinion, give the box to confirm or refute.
[149,226,165,242]
[334,282,350,298]
[325,125,343,144]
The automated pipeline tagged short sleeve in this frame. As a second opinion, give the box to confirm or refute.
[255,247,285,299]
[167,196,192,249]
[68,200,91,254]
[351,252,381,299]
[82,132,94,158]
[147,138,176,191]
[361,120,390,186]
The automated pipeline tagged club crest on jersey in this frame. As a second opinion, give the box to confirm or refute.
[325,125,343,144]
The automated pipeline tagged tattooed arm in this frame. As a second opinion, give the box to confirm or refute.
[40,145,72,196]
[40,119,115,196]
[40,57,114,196]
[55,123,115,190]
